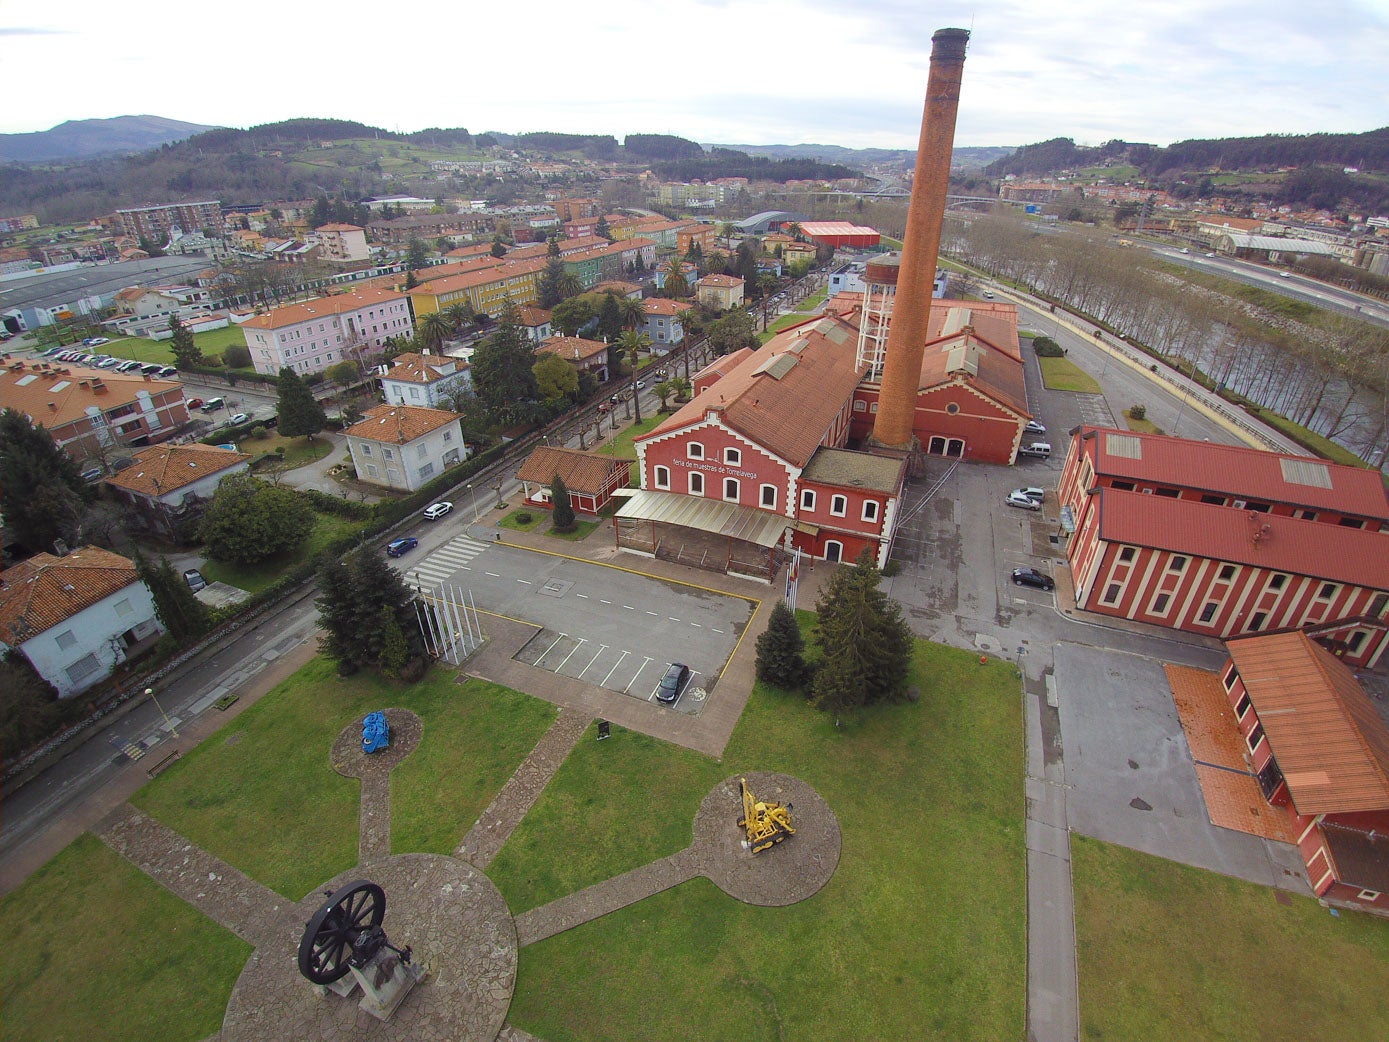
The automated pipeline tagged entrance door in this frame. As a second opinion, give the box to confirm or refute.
[825,540,843,562]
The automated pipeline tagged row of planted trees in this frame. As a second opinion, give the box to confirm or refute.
[947,209,1389,464]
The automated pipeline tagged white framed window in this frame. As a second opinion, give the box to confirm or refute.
[687,442,704,460]
[1358,888,1381,902]
[689,471,704,496]
[55,629,78,650]
[862,500,879,522]
[65,653,101,684]
[114,598,134,617]
[417,444,428,459]
[800,489,816,511]
[724,477,739,501]
[830,494,847,516]
[367,463,378,478]
[853,399,866,412]
[760,484,776,508]
[724,447,741,466]
[383,448,395,462]
[655,465,670,489]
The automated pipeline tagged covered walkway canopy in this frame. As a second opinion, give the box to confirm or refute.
[614,489,789,581]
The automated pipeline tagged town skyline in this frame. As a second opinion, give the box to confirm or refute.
[4,0,1387,150]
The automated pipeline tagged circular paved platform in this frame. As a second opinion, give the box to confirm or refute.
[692,772,841,906]
[222,853,516,1041]
[331,708,422,778]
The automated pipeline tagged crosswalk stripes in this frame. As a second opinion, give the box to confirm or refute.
[401,533,491,588]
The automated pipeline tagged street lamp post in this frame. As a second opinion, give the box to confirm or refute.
[468,483,480,523]
[145,687,179,738]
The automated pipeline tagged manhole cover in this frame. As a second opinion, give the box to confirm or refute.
[539,578,574,598]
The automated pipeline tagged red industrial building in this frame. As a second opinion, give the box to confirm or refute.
[1219,632,1389,912]
[1060,426,1389,666]
[793,221,882,249]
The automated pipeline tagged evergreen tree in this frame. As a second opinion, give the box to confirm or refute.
[755,600,808,690]
[547,236,561,258]
[135,552,211,639]
[811,549,913,716]
[200,473,314,564]
[406,237,428,271]
[595,215,612,240]
[550,296,594,337]
[596,292,623,341]
[168,314,202,369]
[551,473,575,531]
[315,547,426,678]
[470,302,539,426]
[537,257,566,308]
[276,367,327,440]
[490,234,507,258]
[0,650,63,757]
[0,408,91,550]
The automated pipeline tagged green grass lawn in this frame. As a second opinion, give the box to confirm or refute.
[1039,356,1104,393]
[546,519,600,541]
[199,510,365,593]
[239,432,334,468]
[0,834,252,1042]
[500,508,546,532]
[1073,836,1389,1041]
[133,656,556,899]
[597,414,661,483]
[191,324,253,360]
[494,638,1026,1041]
[1123,408,1163,434]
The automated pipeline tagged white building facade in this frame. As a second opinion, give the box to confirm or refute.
[241,289,414,376]
[343,405,467,491]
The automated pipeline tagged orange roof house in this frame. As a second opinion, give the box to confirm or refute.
[103,443,251,533]
[342,405,467,492]
[516,445,632,516]
[0,547,163,698]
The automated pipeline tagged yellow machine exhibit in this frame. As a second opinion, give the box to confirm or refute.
[737,777,795,853]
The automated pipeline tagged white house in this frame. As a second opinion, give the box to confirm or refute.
[380,352,472,409]
[343,405,467,491]
[0,547,163,698]
[240,288,414,376]
[312,223,370,263]
[104,443,252,533]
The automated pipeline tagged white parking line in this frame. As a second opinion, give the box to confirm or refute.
[624,656,653,694]
[691,622,702,628]
[577,644,607,678]
[486,571,501,577]
[601,650,630,687]
[553,637,587,672]
[533,633,566,665]
[668,617,680,622]
[645,611,658,616]
[712,628,725,634]
[516,578,531,584]
[577,593,589,599]
[623,604,635,610]
[600,599,612,605]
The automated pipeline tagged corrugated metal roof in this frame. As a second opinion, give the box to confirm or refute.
[1104,432,1142,459]
[615,489,789,547]
[1226,631,1389,815]
[1097,487,1389,590]
[1281,457,1332,489]
[1080,426,1389,520]
[1220,233,1340,255]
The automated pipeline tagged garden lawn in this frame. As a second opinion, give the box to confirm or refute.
[240,432,334,468]
[600,414,661,483]
[1039,355,1103,393]
[192,323,255,361]
[1123,408,1162,434]
[500,508,546,532]
[545,519,600,541]
[1073,836,1389,1041]
[133,656,556,898]
[493,638,1026,1041]
[0,834,251,1042]
[198,510,365,593]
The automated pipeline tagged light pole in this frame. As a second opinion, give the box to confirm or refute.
[468,483,480,523]
[145,686,179,738]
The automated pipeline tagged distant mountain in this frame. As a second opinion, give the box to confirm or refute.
[706,142,1013,170]
[1,115,215,163]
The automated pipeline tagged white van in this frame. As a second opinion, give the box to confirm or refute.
[1019,441,1052,459]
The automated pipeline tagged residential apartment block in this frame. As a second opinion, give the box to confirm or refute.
[240,288,414,375]
[116,201,223,242]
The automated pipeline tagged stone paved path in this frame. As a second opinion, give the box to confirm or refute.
[456,707,589,869]
[96,803,298,950]
[515,847,701,946]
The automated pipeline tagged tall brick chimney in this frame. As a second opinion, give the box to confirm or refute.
[870,27,969,449]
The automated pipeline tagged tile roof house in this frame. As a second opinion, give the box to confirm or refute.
[695,273,745,310]
[380,352,472,409]
[640,298,694,348]
[0,357,188,463]
[0,547,163,698]
[240,288,414,377]
[516,446,632,516]
[343,405,466,491]
[537,336,613,382]
[1218,632,1389,912]
[516,306,553,343]
[103,443,251,534]
[1059,427,1389,666]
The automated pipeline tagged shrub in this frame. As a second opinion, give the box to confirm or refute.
[1033,336,1065,357]
[1129,404,1147,420]
[223,344,252,369]
[516,512,533,525]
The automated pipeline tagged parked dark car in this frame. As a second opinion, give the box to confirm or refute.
[386,537,419,558]
[1011,567,1055,592]
[656,662,691,704]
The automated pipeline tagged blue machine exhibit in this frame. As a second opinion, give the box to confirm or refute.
[362,711,390,754]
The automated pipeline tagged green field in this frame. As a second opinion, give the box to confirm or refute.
[133,657,556,899]
[496,637,1027,1041]
[0,834,252,1042]
[1073,836,1389,1042]
[1039,355,1104,393]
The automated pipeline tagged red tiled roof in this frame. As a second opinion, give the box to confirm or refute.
[1096,487,1389,590]
[641,315,865,468]
[538,337,609,363]
[405,257,547,298]
[241,288,408,330]
[697,274,744,287]
[642,298,693,316]
[516,446,631,493]
[1077,426,1389,520]
[0,546,141,639]
[381,352,467,385]
[517,306,552,326]
[316,223,363,232]
[1226,631,1389,814]
[694,348,754,381]
[0,359,181,429]
[104,443,250,497]
[342,404,460,444]
[917,327,1027,415]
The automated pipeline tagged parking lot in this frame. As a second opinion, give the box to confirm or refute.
[394,531,750,716]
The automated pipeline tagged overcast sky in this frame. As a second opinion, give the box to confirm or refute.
[4,0,1387,150]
